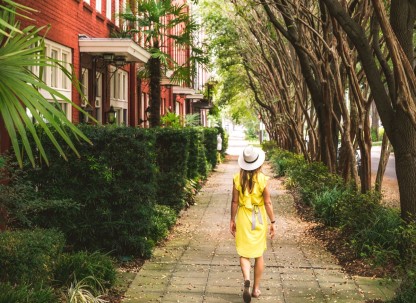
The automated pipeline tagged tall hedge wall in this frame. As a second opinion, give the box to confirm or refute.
[187,128,205,180]
[203,128,219,169]
[155,128,190,211]
[23,126,158,256]
[8,125,219,257]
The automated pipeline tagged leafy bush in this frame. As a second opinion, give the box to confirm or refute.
[288,161,343,204]
[10,125,212,258]
[269,149,305,177]
[0,229,65,285]
[349,206,402,263]
[155,128,190,211]
[203,127,218,169]
[187,128,205,180]
[0,169,80,229]
[161,112,182,128]
[151,205,178,241]
[390,221,416,303]
[0,283,57,303]
[268,146,416,302]
[312,187,345,226]
[54,251,116,290]
[22,126,159,256]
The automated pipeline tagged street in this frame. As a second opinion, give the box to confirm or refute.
[371,146,397,180]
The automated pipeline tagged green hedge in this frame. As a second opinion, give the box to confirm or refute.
[203,127,218,169]
[155,128,190,211]
[0,229,65,285]
[22,126,159,257]
[187,128,205,180]
[8,125,219,257]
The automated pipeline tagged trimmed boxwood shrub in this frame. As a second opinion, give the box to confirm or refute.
[203,127,218,169]
[187,128,204,180]
[22,125,159,256]
[54,251,116,289]
[155,128,190,211]
[0,229,65,285]
[12,125,217,257]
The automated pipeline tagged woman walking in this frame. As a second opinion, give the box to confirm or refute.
[230,145,276,302]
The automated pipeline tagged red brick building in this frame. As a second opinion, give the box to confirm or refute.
[13,0,201,127]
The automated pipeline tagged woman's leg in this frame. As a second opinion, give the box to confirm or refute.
[240,257,252,302]
[252,255,264,296]
[240,256,251,281]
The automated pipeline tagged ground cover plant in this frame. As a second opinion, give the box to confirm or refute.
[268,147,416,302]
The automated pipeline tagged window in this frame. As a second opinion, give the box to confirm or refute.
[84,0,90,4]
[120,0,126,28]
[109,67,128,125]
[61,53,69,89]
[95,72,103,123]
[34,39,72,121]
[106,0,112,20]
[50,49,58,87]
[115,0,120,26]
[81,68,89,106]
[96,0,102,13]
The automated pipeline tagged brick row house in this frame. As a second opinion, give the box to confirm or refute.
[4,0,209,137]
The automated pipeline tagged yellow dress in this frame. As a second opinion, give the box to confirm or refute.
[233,172,269,258]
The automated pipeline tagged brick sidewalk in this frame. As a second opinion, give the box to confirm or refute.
[122,159,396,303]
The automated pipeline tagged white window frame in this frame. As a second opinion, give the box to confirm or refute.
[38,39,73,121]
[84,0,90,4]
[109,67,128,125]
[96,0,102,13]
[115,0,120,26]
[106,0,112,20]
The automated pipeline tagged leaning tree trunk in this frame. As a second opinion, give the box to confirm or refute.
[149,56,161,127]
[375,132,392,192]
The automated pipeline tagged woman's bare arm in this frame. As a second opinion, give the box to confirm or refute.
[263,184,276,239]
[230,181,239,236]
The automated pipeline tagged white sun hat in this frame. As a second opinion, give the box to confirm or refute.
[238,145,265,171]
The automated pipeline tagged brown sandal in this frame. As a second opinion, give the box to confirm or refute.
[243,280,251,303]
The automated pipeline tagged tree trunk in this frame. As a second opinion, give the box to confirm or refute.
[387,0,416,222]
[371,102,379,141]
[149,56,161,127]
[393,111,416,222]
[321,0,416,221]
[375,132,392,192]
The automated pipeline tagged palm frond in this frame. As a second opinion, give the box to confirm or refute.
[0,4,91,167]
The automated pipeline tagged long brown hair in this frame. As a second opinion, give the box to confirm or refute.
[240,166,261,194]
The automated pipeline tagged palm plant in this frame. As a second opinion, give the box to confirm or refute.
[119,0,207,127]
[0,0,90,167]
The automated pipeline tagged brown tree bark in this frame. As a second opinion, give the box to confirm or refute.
[321,0,416,221]
[375,132,392,192]
[371,102,379,141]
